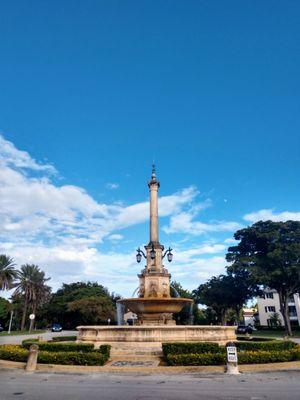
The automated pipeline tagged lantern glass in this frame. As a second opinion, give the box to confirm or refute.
[136,252,142,263]
[167,251,173,262]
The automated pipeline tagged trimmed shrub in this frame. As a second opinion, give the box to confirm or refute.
[38,350,109,366]
[0,345,29,362]
[166,347,300,366]
[238,349,300,364]
[51,336,77,342]
[167,352,225,366]
[0,344,110,366]
[22,341,94,352]
[21,338,39,346]
[98,345,111,357]
[236,336,273,342]
[162,342,220,356]
[235,340,297,352]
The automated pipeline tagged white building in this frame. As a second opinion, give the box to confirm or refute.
[257,289,300,327]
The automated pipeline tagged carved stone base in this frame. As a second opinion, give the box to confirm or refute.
[137,313,175,326]
[77,325,237,346]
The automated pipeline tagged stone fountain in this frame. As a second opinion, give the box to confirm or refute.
[118,165,192,325]
[77,167,236,347]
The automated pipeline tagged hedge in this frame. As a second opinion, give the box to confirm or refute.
[37,350,109,366]
[0,345,28,362]
[22,341,94,352]
[51,336,77,342]
[162,341,297,357]
[235,340,297,352]
[162,342,220,356]
[236,336,273,342]
[166,348,300,366]
[0,344,111,366]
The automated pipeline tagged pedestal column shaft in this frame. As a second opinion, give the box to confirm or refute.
[149,185,159,243]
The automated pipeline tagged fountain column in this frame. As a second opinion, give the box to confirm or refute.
[148,164,160,244]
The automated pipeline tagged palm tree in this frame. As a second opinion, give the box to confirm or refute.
[14,264,51,331]
[0,254,17,290]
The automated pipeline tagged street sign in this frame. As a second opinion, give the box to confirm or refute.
[29,314,35,320]
[226,346,238,363]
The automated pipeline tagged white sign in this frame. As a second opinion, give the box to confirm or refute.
[29,314,35,320]
[227,346,238,363]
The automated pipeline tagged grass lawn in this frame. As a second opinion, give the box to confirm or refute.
[0,329,46,336]
[250,330,300,339]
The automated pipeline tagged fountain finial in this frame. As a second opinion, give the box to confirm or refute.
[151,163,156,181]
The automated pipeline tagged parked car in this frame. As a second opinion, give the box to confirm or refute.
[0,325,3,333]
[236,325,253,334]
[51,323,62,332]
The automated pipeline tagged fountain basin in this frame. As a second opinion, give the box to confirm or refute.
[118,297,192,314]
[118,297,193,325]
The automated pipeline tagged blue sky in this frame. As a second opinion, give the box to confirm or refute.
[0,1,299,296]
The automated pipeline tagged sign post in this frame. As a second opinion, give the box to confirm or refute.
[226,342,239,374]
[29,314,35,333]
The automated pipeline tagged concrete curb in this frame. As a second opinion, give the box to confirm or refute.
[1,359,300,374]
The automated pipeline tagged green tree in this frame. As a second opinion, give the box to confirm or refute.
[226,220,300,336]
[14,264,51,331]
[0,297,12,329]
[170,281,195,324]
[68,296,115,325]
[193,273,257,325]
[0,255,17,291]
[46,282,116,328]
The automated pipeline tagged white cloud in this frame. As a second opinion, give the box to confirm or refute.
[0,134,236,296]
[107,234,124,241]
[244,209,300,223]
[163,210,241,235]
[0,134,56,174]
[106,182,119,190]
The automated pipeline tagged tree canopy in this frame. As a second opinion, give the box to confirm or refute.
[46,282,116,328]
[226,220,300,335]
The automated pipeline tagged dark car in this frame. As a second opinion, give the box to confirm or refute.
[236,325,253,334]
[51,323,62,332]
[0,325,3,333]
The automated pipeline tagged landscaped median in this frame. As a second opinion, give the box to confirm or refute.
[162,340,300,366]
[0,338,111,366]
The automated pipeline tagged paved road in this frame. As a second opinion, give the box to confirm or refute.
[0,369,300,400]
[0,331,77,345]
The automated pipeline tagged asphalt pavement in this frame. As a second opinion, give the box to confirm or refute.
[0,331,77,345]
[0,369,300,400]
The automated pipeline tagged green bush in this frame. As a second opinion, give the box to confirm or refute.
[167,352,225,366]
[238,349,300,364]
[235,340,297,352]
[166,347,300,366]
[0,345,28,362]
[22,341,94,352]
[236,336,273,342]
[0,344,110,366]
[38,350,109,366]
[162,342,220,356]
[51,336,77,342]
[98,345,111,357]
[21,338,39,346]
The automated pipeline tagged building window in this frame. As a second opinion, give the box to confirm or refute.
[288,306,297,317]
[265,306,276,312]
[266,293,274,299]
